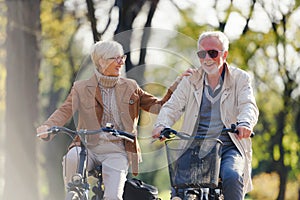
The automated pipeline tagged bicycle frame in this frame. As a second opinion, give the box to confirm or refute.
[66,142,92,200]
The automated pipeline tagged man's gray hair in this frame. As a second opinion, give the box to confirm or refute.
[90,41,124,68]
[197,31,229,51]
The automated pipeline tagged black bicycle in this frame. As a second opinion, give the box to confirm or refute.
[37,123,135,200]
[158,124,254,200]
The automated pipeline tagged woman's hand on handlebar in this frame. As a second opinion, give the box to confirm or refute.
[36,125,50,139]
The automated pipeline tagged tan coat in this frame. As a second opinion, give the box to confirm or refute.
[155,64,259,194]
[43,74,178,175]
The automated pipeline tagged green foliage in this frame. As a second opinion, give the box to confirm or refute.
[40,0,83,104]
[176,9,208,41]
[37,1,88,199]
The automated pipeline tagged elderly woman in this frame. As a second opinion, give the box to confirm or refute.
[37,40,186,199]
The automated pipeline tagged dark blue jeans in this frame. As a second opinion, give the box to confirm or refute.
[220,145,245,200]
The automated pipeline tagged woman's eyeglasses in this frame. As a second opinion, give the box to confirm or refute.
[197,50,223,59]
[108,55,127,64]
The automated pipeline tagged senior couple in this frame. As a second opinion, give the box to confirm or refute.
[37,31,259,200]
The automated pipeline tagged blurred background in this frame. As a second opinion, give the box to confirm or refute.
[0,0,300,199]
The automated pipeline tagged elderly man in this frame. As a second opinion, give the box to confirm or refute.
[152,31,259,200]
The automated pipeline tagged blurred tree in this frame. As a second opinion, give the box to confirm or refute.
[39,0,85,199]
[115,0,159,85]
[241,1,300,199]
[4,0,40,199]
[86,0,160,84]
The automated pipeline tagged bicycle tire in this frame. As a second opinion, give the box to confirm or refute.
[65,191,88,200]
[91,195,98,200]
[184,193,199,200]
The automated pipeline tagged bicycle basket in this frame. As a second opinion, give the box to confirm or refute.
[165,138,223,189]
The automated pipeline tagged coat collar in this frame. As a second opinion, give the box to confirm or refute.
[222,63,234,90]
[86,74,102,105]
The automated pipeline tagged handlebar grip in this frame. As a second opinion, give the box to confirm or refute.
[160,128,177,139]
[36,130,52,137]
[36,126,61,137]
[101,127,135,141]
[120,131,135,140]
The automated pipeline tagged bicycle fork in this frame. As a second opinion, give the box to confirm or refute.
[66,143,90,199]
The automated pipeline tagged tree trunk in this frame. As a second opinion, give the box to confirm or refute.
[4,0,40,199]
[276,111,287,200]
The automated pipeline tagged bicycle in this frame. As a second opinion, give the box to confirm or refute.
[37,123,135,200]
[158,124,254,200]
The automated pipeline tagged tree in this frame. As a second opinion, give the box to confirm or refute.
[4,0,40,199]
[38,1,84,199]
[248,1,300,199]
[86,0,160,85]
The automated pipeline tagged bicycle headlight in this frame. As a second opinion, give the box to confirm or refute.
[71,173,82,185]
[171,197,182,200]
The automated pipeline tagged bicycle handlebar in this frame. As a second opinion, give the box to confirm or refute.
[221,124,255,138]
[37,123,135,143]
[159,124,255,140]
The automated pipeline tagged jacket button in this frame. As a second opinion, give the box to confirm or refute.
[129,99,134,104]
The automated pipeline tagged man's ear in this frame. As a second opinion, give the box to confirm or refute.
[223,51,228,60]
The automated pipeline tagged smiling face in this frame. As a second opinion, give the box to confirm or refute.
[101,55,126,77]
[198,36,228,75]
[91,41,126,77]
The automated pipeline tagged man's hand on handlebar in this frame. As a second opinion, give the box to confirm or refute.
[236,125,252,140]
[152,125,165,141]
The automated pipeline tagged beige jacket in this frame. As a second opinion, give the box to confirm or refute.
[155,64,259,194]
[43,74,178,175]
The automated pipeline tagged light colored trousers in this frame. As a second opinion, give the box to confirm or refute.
[62,141,128,200]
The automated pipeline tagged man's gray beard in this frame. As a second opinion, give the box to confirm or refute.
[202,65,220,75]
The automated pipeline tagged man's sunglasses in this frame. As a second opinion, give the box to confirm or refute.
[108,55,127,64]
[197,50,223,59]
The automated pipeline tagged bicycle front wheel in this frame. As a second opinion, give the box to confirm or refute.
[65,191,88,200]
[184,193,199,200]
